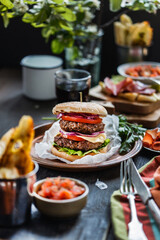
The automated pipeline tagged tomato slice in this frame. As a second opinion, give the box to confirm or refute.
[61,133,84,141]
[61,115,102,124]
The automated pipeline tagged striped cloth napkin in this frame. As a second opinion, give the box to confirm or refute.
[111,156,160,240]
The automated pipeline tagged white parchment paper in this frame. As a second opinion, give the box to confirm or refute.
[35,115,121,164]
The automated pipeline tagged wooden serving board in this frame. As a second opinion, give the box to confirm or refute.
[121,108,160,128]
[89,85,160,115]
[90,100,160,128]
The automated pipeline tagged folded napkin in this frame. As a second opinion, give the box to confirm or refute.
[111,156,160,240]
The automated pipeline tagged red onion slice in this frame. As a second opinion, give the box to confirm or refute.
[57,112,100,120]
[57,113,63,119]
[59,129,105,137]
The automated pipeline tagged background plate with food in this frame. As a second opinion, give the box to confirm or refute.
[117,62,160,84]
[142,128,160,153]
[100,76,160,103]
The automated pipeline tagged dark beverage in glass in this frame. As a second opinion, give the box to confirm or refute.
[55,69,91,103]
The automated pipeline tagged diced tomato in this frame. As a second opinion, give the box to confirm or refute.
[41,179,53,190]
[71,185,85,197]
[58,189,74,199]
[53,176,61,186]
[42,187,52,198]
[125,65,160,77]
[37,177,85,200]
[38,190,46,198]
[61,115,102,124]
[60,179,75,189]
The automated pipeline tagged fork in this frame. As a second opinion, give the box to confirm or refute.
[120,159,148,240]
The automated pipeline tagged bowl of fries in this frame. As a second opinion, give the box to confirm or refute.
[0,116,39,226]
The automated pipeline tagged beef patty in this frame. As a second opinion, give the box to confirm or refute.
[54,135,102,151]
[59,120,104,134]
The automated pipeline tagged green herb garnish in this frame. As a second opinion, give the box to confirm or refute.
[53,139,110,157]
[118,115,146,155]
[111,75,125,84]
[42,117,58,121]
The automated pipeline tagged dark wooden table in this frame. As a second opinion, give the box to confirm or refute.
[0,68,159,240]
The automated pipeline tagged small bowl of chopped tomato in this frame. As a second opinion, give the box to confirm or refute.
[32,176,89,218]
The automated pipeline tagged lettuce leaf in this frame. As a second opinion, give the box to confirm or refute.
[53,139,110,157]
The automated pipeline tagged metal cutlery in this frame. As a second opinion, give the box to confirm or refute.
[130,159,160,228]
[120,159,148,240]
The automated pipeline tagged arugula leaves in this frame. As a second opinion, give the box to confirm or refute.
[53,139,110,157]
[118,115,146,155]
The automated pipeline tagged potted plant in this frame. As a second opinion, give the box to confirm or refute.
[0,0,160,86]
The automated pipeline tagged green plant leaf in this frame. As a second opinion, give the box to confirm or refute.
[76,11,85,23]
[64,35,74,48]
[34,7,49,24]
[51,38,64,54]
[118,115,146,154]
[54,6,76,22]
[53,0,63,4]
[61,8,76,22]
[2,11,9,27]
[0,5,7,12]
[59,21,73,31]
[66,46,79,61]
[24,0,37,4]
[109,0,122,12]
[41,26,55,41]
[22,13,35,23]
[0,0,13,9]
[31,22,46,28]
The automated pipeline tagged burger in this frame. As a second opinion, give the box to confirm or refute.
[51,102,110,161]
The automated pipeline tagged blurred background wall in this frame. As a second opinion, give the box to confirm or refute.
[0,1,160,81]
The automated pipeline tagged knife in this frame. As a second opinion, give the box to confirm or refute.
[130,159,160,228]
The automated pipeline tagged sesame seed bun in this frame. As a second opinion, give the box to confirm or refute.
[52,102,107,117]
[51,145,108,162]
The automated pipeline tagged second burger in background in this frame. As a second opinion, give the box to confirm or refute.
[52,102,110,161]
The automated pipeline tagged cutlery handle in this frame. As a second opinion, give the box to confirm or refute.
[148,199,160,228]
[128,221,148,240]
[128,195,148,240]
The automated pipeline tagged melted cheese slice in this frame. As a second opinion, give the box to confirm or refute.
[78,133,106,143]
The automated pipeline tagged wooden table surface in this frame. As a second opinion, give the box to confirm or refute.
[0,68,159,240]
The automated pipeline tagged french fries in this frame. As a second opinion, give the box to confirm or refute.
[114,14,153,47]
[0,116,34,177]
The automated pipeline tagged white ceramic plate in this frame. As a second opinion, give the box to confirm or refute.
[143,146,160,153]
[117,61,160,82]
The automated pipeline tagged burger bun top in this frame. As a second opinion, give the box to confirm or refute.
[52,102,107,117]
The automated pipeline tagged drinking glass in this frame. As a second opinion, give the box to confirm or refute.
[55,69,91,102]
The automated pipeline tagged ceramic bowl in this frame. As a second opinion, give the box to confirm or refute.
[32,177,89,218]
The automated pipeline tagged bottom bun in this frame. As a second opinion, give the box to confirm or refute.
[51,145,108,162]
